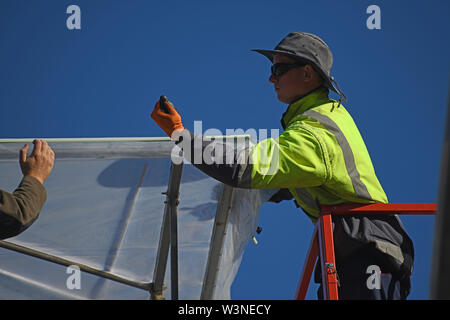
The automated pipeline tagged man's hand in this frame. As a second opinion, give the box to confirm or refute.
[19,139,55,185]
[151,97,184,138]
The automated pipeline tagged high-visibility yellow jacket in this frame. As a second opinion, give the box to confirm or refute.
[179,86,413,279]
[248,87,387,220]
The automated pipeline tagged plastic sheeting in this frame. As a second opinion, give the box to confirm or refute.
[0,139,276,299]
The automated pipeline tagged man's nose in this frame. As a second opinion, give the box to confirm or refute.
[269,74,277,83]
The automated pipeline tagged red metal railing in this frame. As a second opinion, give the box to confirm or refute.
[295,203,437,300]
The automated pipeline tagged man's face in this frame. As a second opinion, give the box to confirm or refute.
[269,54,311,104]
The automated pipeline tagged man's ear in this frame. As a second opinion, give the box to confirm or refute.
[303,65,314,81]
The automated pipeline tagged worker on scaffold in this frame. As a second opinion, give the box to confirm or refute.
[151,32,414,300]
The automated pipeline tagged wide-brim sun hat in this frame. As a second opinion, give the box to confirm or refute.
[252,32,346,102]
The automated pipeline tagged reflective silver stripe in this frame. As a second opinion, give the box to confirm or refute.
[303,110,373,200]
[295,188,320,211]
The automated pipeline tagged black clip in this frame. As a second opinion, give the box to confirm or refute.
[159,95,170,114]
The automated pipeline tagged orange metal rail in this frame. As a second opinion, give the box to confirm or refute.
[295,203,437,300]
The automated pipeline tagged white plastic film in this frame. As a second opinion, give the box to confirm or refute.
[0,139,277,299]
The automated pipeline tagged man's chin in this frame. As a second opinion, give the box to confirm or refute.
[276,93,289,104]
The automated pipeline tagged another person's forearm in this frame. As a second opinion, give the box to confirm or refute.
[0,176,47,239]
[0,139,54,239]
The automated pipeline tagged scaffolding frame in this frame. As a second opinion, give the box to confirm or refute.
[0,137,245,300]
[295,203,437,300]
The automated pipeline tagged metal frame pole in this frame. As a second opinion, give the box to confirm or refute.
[431,89,450,299]
[169,164,182,300]
[150,162,183,300]
[0,240,152,291]
[200,184,235,300]
[321,203,437,215]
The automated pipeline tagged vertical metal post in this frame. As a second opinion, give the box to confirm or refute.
[200,184,235,300]
[168,163,183,300]
[317,213,339,300]
[431,87,450,299]
[150,162,183,300]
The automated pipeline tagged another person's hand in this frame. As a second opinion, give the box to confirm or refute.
[151,98,184,138]
[19,139,55,185]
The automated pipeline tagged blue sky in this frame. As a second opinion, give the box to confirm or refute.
[0,0,448,299]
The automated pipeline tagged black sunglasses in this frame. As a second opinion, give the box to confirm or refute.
[271,62,307,77]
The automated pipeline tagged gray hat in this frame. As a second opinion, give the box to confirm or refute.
[252,32,346,101]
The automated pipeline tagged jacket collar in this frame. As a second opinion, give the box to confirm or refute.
[280,87,330,129]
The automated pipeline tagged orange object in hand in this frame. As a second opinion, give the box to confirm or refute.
[151,96,184,137]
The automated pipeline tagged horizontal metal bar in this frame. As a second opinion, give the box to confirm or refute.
[320,203,437,215]
[0,137,172,143]
[0,135,251,144]
[0,240,152,292]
